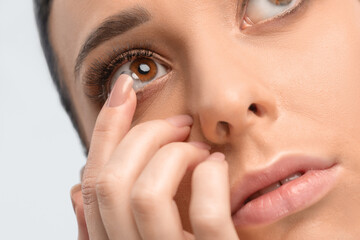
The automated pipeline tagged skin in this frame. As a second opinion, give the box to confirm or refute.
[49,0,360,239]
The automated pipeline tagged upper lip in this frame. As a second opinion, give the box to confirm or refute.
[230,152,337,215]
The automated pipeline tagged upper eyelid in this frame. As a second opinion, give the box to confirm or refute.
[80,49,150,102]
[83,40,171,77]
[99,48,154,74]
[81,47,171,103]
[74,6,152,78]
[82,0,305,73]
[83,49,150,80]
[83,48,170,83]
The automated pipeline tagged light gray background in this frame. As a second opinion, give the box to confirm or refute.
[0,1,86,239]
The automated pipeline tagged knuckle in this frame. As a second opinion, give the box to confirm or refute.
[130,121,154,133]
[161,142,191,155]
[93,118,113,135]
[95,171,118,202]
[131,120,164,135]
[91,126,117,142]
[190,207,227,230]
[127,120,171,143]
[95,168,130,205]
[192,214,225,231]
[91,116,120,141]
[130,185,164,214]
[81,176,97,207]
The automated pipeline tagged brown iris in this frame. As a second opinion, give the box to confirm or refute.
[268,0,292,5]
[130,58,158,82]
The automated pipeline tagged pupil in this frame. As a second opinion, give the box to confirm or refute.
[138,64,151,75]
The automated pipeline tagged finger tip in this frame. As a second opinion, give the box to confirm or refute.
[209,152,226,162]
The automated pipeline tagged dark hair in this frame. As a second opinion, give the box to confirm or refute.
[33,0,87,154]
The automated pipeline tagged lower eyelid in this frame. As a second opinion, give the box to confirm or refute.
[134,71,172,105]
[241,0,306,31]
[110,58,170,93]
[82,49,171,103]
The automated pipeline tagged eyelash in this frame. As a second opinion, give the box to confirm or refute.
[83,46,155,104]
[83,1,308,105]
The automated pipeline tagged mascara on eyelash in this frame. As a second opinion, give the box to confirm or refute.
[109,56,166,96]
[83,48,155,103]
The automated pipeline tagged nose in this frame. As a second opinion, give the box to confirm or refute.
[187,41,279,144]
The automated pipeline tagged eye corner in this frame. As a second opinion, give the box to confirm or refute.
[239,0,306,33]
[81,38,176,105]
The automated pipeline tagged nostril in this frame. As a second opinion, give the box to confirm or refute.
[216,121,230,137]
[248,103,258,114]
[248,103,265,117]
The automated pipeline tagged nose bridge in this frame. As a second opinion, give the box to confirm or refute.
[190,40,255,111]
[187,33,278,143]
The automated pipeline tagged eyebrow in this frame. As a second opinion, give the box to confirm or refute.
[74,6,151,76]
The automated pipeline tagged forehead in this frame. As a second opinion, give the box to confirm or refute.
[49,0,241,101]
[50,0,237,68]
[49,0,238,143]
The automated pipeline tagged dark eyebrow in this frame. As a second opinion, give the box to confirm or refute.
[74,6,151,76]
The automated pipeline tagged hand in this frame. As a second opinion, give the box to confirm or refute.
[71,74,239,240]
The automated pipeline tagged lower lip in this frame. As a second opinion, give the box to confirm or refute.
[232,165,340,227]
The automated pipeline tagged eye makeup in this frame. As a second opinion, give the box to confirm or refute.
[82,43,170,105]
[82,0,310,107]
[110,56,168,94]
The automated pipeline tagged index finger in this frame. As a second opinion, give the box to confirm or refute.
[82,74,136,239]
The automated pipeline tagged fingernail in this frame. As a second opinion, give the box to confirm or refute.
[189,141,211,150]
[107,74,133,107]
[208,152,225,162]
[166,115,193,127]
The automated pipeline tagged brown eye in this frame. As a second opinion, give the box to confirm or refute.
[130,58,158,82]
[110,56,168,92]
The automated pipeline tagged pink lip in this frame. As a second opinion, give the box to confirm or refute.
[231,153,340,227]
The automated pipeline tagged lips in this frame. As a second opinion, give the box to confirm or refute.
[230,153,340,227]
[244,171,304,204]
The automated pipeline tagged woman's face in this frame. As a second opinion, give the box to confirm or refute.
[50,0,360,238]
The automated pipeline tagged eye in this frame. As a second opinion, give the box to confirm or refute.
[110,57,168,92]
[241,0,301,29]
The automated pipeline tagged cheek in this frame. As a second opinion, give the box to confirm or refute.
[267,1,360,141]
[287,30,360,133]
[271,5,360,233]
[130,73,188,125]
